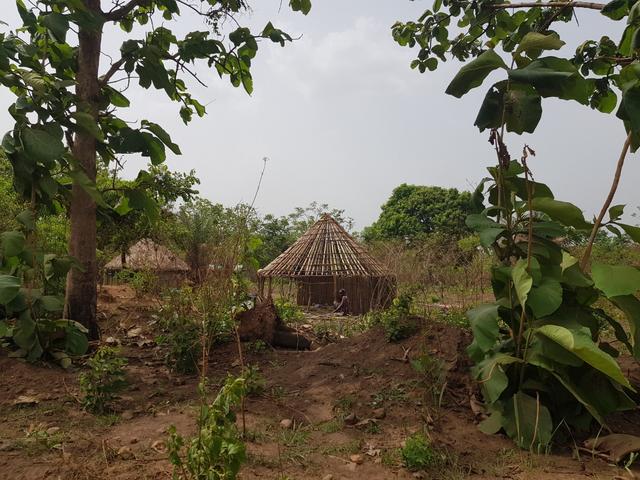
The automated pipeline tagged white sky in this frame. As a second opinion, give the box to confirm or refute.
[1,1,638,229]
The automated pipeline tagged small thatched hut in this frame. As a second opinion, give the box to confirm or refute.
[257,214,396,315]
[104,238,189,287]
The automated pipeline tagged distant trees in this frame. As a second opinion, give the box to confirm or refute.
[363,184,474,242]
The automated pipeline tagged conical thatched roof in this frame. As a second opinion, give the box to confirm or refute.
[105,239,189,272]
[258,214,390,278]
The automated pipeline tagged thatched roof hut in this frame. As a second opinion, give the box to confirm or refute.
[104,239,189,286]
[258,214,395,314]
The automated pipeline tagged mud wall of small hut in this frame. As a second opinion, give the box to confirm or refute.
[295,276,396,315]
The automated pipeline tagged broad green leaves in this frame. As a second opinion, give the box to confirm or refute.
[536,325,632,389]
[21,127,64,163]
[446,50,507,98]
[512,259,532,307]
[515,33,565,58]
[530,197,591,230]
[503,391,553,451]
[592,264,640,297]
[0,275,20,303]
[466,303,500,359]
[475,81,542,134]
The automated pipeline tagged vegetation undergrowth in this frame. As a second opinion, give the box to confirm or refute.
[367,292,419,341]
[79,346,128,415]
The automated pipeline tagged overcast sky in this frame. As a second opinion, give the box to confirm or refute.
[1,1,638,230]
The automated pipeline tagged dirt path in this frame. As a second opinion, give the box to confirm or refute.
[0,287,634,480]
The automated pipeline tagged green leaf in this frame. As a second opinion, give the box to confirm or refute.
[69,169,107,208]
[289,0,312,14]
[502,391,553,451]
[141,121,181,155]
[478,411,503,434]
[610,295,640,358]
[508,57,594,105]
[446,50,507,98]
[38,295,64,312]
[476,354,521,403]
[475,81,542,134]
[16,210,35,231]
[72,112,103,141]
[609,204,625,221]
[466,213,504,247]
[515,32,565,57]
[63,321,89,356]
[1,231,26,257]
[0,275,21,304]
[531,197,591,230]
[602,0,629,20]
[528,278,562,318]
[617,223,640,243]
[467,303,500,354]
[0,321,9,337]
[106,87,130,107]
[21,127,65,163]
[42,13,69,42]
[512,259,533,307]
[536,324,632,389]
[592,264,640,297]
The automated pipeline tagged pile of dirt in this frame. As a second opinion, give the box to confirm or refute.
[237,298,312,350]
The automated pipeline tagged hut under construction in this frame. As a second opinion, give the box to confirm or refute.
[257,214,396,315]
[104,238,189,287]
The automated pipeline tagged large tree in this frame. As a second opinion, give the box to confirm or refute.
[0,0,311,338]
[363,184,473,242]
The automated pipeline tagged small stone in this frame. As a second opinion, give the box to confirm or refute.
[13,395,39,406]
[121,410,135,420]
[344,413,358,425]
[151,440,167,453]
[0,440,14,452]
[349,454,364,465]
[116,446,134,460]
[46,427,61,435]
[127,327,142,338]
[372,408,386,419]
[279,419,293,429]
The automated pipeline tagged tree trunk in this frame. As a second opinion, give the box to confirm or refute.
[66,0,103,340]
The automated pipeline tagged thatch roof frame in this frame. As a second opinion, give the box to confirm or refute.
[105,238,189,272]
[258,214,391,278]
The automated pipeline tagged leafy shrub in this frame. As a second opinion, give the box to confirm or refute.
[155,288,201,374]
[401,433,439,471]
[466,161,639,451]
[244,364,266,396]
[274,298,304,324]
[115,268,157,296]
[368,293,418,341]
[411,352,447,406]
[167,377,247,480]
[0,211,88,366]
[79,346,128,414]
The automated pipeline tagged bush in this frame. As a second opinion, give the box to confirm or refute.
[79,346,128,414]
[167,377,247,480]
[274,298,304,324]
[155,287,201,374]
[115,269,157,297]
[401,433,439,471]
[369,293,418,342]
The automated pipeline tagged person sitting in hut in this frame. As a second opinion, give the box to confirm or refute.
[334,289,350,316]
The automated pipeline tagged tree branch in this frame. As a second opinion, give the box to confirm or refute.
[99,58,126,86]
[104,0,149,21]
[488,1,604,10]
[580,132,633,270]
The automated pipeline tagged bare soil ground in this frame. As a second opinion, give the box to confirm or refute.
[0,286,637,480]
